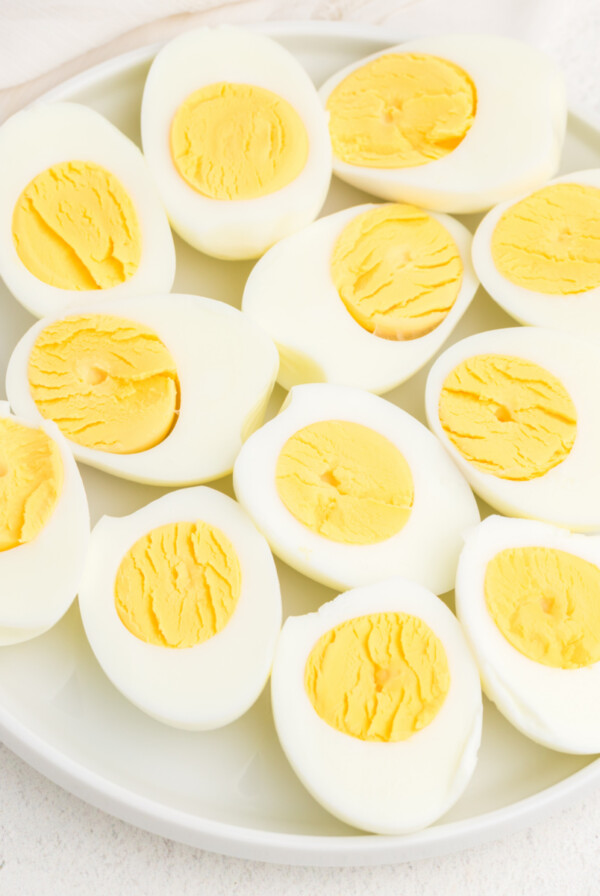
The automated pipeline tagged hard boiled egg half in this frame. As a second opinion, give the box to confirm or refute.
[0,402,89,644]
[473,170,600,337]
[242,202,479,393]
[319,35,566,213]
[426,327,600,531]
[272,580,482,833]
[78,487,281,729]
[141,27,332,259]
[457,515,600,753]
[6,293,278,485]
[0,102,175,318]
[233,383,479,594]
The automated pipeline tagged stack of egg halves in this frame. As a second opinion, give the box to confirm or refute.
[0,24,596,838]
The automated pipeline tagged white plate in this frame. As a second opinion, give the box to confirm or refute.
[1,21,599,867]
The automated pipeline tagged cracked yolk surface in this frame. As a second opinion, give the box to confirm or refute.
[170,83,308,200]
[12,161,141,290]
[438,354,577,480]
[28,314,179,454]
[275,420,414,545]
[0,418,63,552]
[326,53,476,169]
[485,547,600,669]
[305,612,450,741]
[114,521,241,648]
[331,203,463,340]
[491,183,600,295]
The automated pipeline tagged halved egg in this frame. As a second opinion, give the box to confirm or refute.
[141,26,332,259]
[6,293,278,485]
[233,383,479,594]
[272,580,482,833]
[242,201,479,393]
[0,401,89,644]
[78,486,281,729]
[425,326,600,530]
[319,35,566,213]
[0,102,175,318]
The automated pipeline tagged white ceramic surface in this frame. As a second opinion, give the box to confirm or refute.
[0,22,599,867]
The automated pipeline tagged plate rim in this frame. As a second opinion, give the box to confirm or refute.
[1,19,599,867]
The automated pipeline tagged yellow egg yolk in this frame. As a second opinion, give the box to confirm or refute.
[0,417,63,552]
[170,83,309,200]
[305,612,450,741]
[275,420,414,545]
[326,53,476,169]
[331,203,463,340]
[115,521,241,648]
[485,547,600,669]
[438,354,577,480]
[12,161,142,290]
[491,183,600,295]
[28,314,179,454]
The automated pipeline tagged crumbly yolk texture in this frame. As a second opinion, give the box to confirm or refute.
[170,83,309,200]
[326,53,476,169]
[491,183,600,295]
[28,314,179,454]
[485,547,600,669]
[275,420,414,545]
[0,418,63,552]
[438,354,577,480]
[305,612,450,741]
[12,161,142,291]
[331,203,463,340]
[114,521,241,648]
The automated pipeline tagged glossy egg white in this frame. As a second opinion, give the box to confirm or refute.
[319,35,566,213]
[272,580,483,834]
[78,487,282,729]
[6,293,279,485]
[242,202,479,394]
[141,27,332,260]
[456,515,600,753]
[0,401,89,645]
[233,383,480,594]
[0,102,175,318]
[473,169,600,337]
[425,327,600,531]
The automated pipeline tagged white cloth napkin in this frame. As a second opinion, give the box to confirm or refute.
[2,0,600,124]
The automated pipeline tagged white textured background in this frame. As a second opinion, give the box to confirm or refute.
[2,1,600,892]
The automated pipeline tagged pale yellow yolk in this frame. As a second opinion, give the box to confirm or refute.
[438,354,577,480]
[491,183,600,295]
[275,420,413,545]
[305,612,450,741]
[0,418,63,552]
[170,83,309,200]
[12,161,142,291]
[114,521,241,648]
[331,203,463,340]
[28,314,179,454]
[485,547,600,669]
[326,53,476,169]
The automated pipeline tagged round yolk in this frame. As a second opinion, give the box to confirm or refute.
[491,183,600,295]
[331,203,463,340]
[485,546,600,669]
[0,417,63,552]
[170,83,309,201]
[28,314,179,454]
[305,612,450,741]
[114,521,241,648]
[275,420,414,545]
[438,354,577,480]
[326,53,476,169]
[12,161,142,290]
